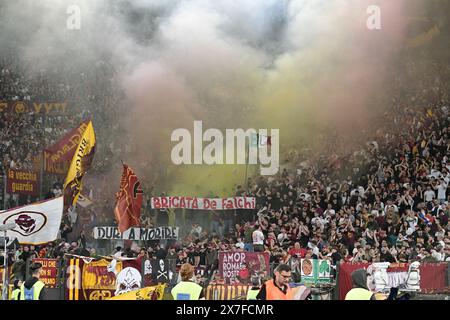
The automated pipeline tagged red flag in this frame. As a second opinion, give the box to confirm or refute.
[114,164,143,233]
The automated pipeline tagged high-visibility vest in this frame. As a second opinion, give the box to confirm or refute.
[171,281,203,300]
[265,280,294,300]
[20,281,45,300]
[345,288,373,300]
[11,289,21,300]
[246,288,260,300]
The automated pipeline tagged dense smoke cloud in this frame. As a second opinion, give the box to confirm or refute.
[0,0,419,196]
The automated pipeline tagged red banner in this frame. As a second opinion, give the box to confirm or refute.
[0,101,67,114]
[219,252,270,285]
[6,169,40,196]
[43,120,89,174]
[151,197,256,210]
[338,262,448,300]
[32,258,58,288]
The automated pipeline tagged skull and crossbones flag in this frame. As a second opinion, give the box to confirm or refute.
[114,163,143,233]
[151,259,170,283]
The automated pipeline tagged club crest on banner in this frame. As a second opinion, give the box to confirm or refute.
[4,211,47,236]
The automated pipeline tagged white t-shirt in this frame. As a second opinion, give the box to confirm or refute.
[235,242,245,250]
[277,233,289,244]
[431,251,445,262]
[424,190,436,202]
[312,246,320,257]
[252,230,264,245]
[405,216,418,229]
[437,182,447,200]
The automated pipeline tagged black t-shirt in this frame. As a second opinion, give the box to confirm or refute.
[331,252,342,265]
[270,197,281,211]
[156,248,167,259]
[380,252,396,263]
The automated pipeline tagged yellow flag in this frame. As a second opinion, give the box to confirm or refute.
[108,284,166,300]
[64,120,96,208]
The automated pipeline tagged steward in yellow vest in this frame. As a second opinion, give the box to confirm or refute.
[171,263,204,300]
[20,262,46,300]
[246,276,261,300]
[345,269,375,300]
[10,280,22,300]
[246,288,260,300]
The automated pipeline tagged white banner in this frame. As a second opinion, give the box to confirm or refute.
[300,258,332,284]
[150,196,255,210]
[93,226,179,240]
[0,196,63,245]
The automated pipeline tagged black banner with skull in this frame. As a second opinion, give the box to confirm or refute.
[143,259,173,285]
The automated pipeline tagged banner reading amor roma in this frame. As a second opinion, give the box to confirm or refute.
[219,252,270,284]
[151,197,256,210]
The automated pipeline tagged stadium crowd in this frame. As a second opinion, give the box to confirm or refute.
[1,48,450,286]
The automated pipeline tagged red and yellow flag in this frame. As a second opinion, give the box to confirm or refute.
[114,163,143,233]
[63,120,96,210]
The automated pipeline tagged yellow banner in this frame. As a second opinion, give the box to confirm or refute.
[108,284,166,300]
[64,120,96,207]
[82,259,122,290]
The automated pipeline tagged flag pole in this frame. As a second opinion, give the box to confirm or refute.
[3,174,6,210]
[244,137,250,193]
[40,151,44,200]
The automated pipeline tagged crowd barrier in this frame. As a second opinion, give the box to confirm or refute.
[1,258,449,300]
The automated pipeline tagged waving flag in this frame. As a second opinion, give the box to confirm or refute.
[43,120,90,174]
[418,210,432,226]
[0,197,63,245]
[114,163,143,233]
[63,120,96,210]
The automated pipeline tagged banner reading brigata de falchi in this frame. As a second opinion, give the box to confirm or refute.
[151,196,255,210]
[219,252,270,284]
